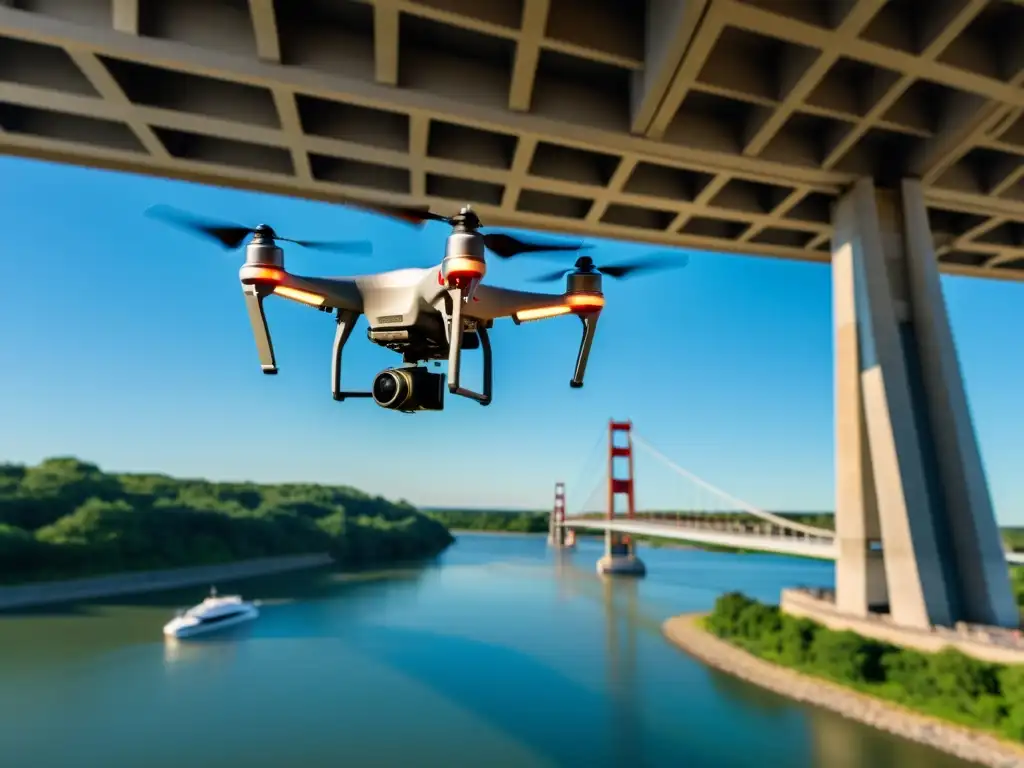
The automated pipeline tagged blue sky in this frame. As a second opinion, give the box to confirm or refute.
[0,156,1021,520]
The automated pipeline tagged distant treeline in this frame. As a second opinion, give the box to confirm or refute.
[706,592,1024,741]
[424,508,549,534]
[0,457,454,585]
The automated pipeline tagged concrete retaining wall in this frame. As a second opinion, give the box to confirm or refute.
[781,588,1024,665]
[0,553,334,611]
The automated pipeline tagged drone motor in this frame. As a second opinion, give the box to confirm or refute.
[441,207,488,287]
[244,224,285,269]
[372,366,446,412]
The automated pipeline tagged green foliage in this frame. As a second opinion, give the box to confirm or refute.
[0,458,454,584]
[424,508,549,534]
[706,593,1024,741]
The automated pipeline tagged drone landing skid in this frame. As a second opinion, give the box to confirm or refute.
[446,286,492,406]
[331,309,372,401]
[571,313,598,389]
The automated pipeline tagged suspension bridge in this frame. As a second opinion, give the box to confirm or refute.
[549,420,1024,574]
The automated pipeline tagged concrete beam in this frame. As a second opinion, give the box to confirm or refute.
[629,0,709,135]
[65,50,169,160]
[741,0,885,157]
[272,89,312,181]
[374,0,400,86]
[111,0,138,35]
[248,0,281,63]
[508,0,550,112]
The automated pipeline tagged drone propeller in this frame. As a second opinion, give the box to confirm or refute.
[145,205,373,254]
[480,232,586,260]
[528,252,690,283]
[390,205,588,260]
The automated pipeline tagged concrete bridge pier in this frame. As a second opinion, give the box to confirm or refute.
[829,178,1016,631]
[597,531,647,577]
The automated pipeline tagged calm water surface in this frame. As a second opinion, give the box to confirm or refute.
[0,534,977,768]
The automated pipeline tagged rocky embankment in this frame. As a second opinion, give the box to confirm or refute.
[663,613,1024,768]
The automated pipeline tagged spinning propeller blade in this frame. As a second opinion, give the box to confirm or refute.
[528,252,690,282]
[146,205,253,249]
[364,203,589,258]
[278,238,374,254]
[145,205,373,255]
[482,233,588,259]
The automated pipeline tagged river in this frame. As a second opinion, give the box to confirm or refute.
[0,533,978,768]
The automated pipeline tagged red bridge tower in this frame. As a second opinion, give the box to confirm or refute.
[597,420,646,576]
[548,481,574,548]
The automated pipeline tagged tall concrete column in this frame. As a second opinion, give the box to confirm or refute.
[831,178,1016,630]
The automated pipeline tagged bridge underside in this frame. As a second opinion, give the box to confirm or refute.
[0,1,1023,279]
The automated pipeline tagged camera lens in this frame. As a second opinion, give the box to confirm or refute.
[373,371,399,405]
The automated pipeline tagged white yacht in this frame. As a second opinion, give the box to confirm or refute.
[162,587,259,639]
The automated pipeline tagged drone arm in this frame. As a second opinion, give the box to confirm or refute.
[446,286,492,406]
[331,310,373,401]
[570,313,599,389]
[242,285,278,374]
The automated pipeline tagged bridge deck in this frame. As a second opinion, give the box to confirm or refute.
[0,1,1022,279]
[563,517,839,559]
[562,516,1024,565]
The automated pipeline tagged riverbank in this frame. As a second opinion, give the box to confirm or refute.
[0,553,334,611]
[663,613,1024,768]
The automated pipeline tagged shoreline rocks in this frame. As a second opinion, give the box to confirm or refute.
[662,613,1024,768]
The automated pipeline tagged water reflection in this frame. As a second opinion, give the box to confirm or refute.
[163,634,245,667]
[0,535,984,768]
[601,575,643,767]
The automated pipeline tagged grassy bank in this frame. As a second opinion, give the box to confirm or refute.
[0,457,454,585]
[704,592,1024,742]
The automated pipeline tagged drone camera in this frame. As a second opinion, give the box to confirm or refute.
[372,366,445,412]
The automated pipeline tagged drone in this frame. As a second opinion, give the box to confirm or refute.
[147,201,689,413]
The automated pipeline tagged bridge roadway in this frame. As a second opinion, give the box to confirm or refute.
[0,1,1022,280]
[561,515,1024,565]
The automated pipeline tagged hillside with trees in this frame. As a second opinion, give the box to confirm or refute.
[0,457,454,585]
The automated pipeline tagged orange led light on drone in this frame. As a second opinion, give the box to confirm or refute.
[567,293,605,311]
[444,256,487,278]
[239,266,285,284]
[273,285,326,307]
[515,305,572,322]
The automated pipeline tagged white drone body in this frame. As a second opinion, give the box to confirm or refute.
[238,208,604,412]
[151,203,683,413]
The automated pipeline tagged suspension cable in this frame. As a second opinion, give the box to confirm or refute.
[631,433,834,539]
[563,428,607,515]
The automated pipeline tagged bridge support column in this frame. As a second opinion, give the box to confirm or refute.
[598,420,646,577]
[548,482,574,549]
[831,178,1015,630]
